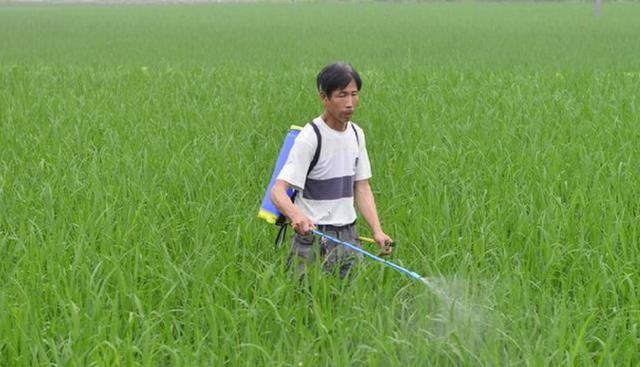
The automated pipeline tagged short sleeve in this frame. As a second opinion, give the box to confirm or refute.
[276,127,317,190]
[355,128,372,181]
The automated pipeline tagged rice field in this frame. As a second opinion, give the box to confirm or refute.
[1,2,639,365]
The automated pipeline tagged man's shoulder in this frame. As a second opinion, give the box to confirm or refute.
[350,121,366,136]
[296,121,320,145]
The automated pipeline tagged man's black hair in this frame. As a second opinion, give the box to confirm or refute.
[316,62,362,99]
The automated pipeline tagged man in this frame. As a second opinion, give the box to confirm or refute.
[271,62,393,278]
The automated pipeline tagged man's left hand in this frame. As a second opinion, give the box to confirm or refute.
[374,232,394,256]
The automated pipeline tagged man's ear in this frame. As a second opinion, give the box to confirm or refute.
[319,90,329,102]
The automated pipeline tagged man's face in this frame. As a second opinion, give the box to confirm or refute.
[321,79,359,125]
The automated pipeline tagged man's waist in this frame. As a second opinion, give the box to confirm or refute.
[316,220,356,231]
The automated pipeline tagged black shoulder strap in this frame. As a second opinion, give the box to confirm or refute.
[308,121,322,175]
[351,123,359,147]
[309,122,358,174]
[287,121,321,205]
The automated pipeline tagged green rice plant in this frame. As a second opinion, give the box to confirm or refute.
[0,3,639,366]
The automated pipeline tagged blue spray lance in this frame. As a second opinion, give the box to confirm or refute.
[312,229,467,315]
[311,229,453,303]
[311,229,424,282]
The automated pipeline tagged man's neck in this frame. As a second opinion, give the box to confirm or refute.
[321,113,348,132]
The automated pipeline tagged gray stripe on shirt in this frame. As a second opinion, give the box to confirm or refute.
[303,175,355,200]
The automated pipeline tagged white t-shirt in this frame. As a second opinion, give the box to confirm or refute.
[277,116,372,226]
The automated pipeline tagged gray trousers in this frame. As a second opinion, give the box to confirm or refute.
[287,224,363,279]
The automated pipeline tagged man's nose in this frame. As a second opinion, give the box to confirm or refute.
[346,95,355,108]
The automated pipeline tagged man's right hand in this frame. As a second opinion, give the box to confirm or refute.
[271,180,315,235]
[291,214,315,235]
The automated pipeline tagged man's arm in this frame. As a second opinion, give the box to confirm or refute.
[271,180,315,235]
[354,179,393,254]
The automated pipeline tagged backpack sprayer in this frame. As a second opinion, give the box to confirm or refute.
[257,125,304,226]
[258,124,427,284]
